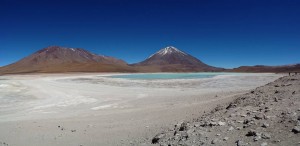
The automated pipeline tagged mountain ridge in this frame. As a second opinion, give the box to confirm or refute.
[31,46,127,65]
[0,46,299,74]
[0,46,135,74]
[229,64,300,73]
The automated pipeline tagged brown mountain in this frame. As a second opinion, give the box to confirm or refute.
[0,46,135,74]
[229,64,300,73]
[132,46,224,72]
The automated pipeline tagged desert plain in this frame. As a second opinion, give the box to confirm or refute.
[0,73,282,146]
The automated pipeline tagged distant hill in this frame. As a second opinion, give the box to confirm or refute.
[229,64,300,73]
[132,46,224,72]
[0,46,135,74]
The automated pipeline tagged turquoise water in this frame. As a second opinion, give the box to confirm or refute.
[108,73,233,80]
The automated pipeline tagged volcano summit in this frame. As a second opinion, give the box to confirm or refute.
[133,46,224,72]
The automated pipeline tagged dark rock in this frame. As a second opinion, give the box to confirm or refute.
[209,121,218,127]
[292,126,300,134]
[226,103,237,109]
[246,129,257,136]
[254,114,264,120]
[152,133,165,144]
[243,119,250,124]
[179,122,188,131]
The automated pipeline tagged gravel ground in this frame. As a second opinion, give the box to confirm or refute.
[147,75,300,146]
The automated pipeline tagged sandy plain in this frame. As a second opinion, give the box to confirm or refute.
[0,73,282,146]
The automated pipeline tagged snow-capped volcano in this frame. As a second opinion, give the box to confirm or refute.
[134,46,224,72]
[150,46,187,57]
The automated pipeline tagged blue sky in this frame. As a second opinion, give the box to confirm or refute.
[1,0,299,68]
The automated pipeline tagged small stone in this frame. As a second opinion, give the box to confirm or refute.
[261,142,268,146]
[241,114,247,117]
[209,121,218,126]
[229,114,235,117]
[236,140,246,146]
[152,133,165,144]
[228,126,234,131]
[275,90,279,94]
[265,116,272,119]
[194,122,201,127]
[218,121,226,126]
[274,140,281,143]
[243,119,251,124]
[262,133,271,139]
[262,123,269,128]
[226,103,237,109]
[223,137,229,141]
[187,129,194,134]
[246,129,257,136]
[297,121,300,126]
[179,122,188,131]
[216,134,221,136]
[180,132,189,139]
[211,138,218,144]
[292,126,300,134]
[254,135,261,141]
[254,114,264,120]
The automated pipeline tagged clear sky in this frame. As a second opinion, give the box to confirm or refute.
[1,0,299,68]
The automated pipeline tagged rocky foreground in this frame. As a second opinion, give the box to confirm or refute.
[150,75,300,146]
